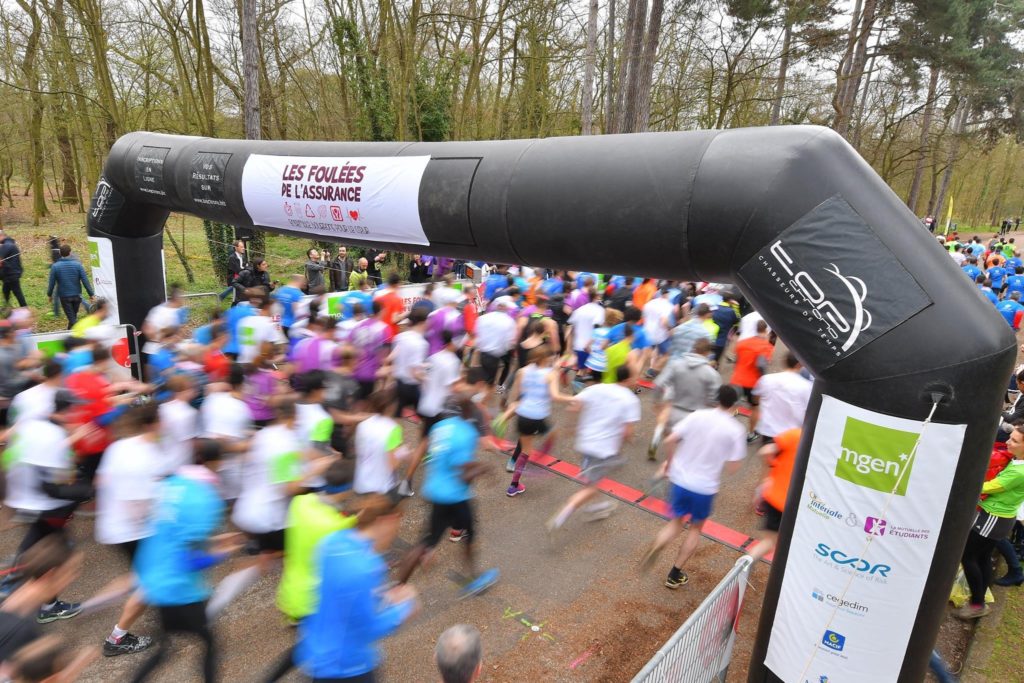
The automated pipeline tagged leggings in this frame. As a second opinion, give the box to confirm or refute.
[961,531,996,606]
[131,601,216,683]
[17,503,77,556]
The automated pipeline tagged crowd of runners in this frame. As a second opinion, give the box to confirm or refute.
[0,241,1020,682]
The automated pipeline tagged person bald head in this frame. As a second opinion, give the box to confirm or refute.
[435,624,482,683]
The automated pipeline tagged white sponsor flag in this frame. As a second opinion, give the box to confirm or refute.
[765,395,965,683]
[241,154,431,245]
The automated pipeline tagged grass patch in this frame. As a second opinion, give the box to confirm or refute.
[980,583,1024,680]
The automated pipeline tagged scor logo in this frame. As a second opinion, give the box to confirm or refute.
[769,240,872,352]
[835,416,919,495]
[814,542,891,576]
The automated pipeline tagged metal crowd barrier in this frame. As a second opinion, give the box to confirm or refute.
[631,556,753,683]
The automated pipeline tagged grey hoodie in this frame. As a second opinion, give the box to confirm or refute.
[654,353,722,417]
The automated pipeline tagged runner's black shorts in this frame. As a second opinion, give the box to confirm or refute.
[741,387,759,406]
[516,415,550,437]
[423,500,475,548]
[477,352,502,385]
[762,503,784,532]
[396,381,421,414]
[357,380,376,400]
[251,529,286,553]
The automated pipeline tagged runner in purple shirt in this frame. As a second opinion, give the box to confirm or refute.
[351,300,394,399]
[426,302,466,355]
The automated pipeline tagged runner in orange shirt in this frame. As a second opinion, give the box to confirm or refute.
[729,320,774,441]
[376,272,406,335]
[632,278,657,310]
[749,427,801,562]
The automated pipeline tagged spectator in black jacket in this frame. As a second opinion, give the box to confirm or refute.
[0,230,26,308]
[329,246,354,292]
[219,240,248,302]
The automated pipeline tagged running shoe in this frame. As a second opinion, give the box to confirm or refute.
[647,437,661,461]
[397,480,415,498]
[506,484,526,497]
[746,432,759,444]
[459,568,500,599]
[664,571,689,589]
[449,529,469,543]
[505,457,516,473]
[37,600,82,624]
[103,633,153,657]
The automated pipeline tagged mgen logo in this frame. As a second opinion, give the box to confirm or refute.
[835,417,919,496]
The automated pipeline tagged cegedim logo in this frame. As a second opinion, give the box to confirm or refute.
[835,416,920,496]
[811,588,870,616]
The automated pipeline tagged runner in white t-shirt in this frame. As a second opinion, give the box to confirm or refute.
[547,365,641,532]
[641,386,747,589]
[7,359,61,425]
[158,375,199,477]
[642,287,675,372]
[750,353,812,443]
[353,390,404,495]
[233,399,329,556]
[237,299,286,364]
[566,291,605,374]
[388,308,430,420]
[199,364,253,499]
[95,404,163,657]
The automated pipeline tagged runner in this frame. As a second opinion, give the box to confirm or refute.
[95,404,162,656]
[131,439,243,682]
[546,365,641,532]
[641,386,747,588]
[471,301,517,403]
[351,300,395,401]
[648,337,721,460]
[3,389,87,623]
[668,303,714,360]
[748,428,801,563]
[641,286,675,377]
[564,288,603,375]
[198,364,252,501]
[502,345,564,494]
[158,375,199,476]
[262,460,358,682]
[729,320,774,442]
[749,352,812,445]
[396,395,500,597]
[295,494,419,683]
[237,296,286,364]
[388,307,430,420]
[353,389,403,495]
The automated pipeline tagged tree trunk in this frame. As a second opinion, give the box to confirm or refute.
[68,0,120,147]
[934,96,968,231]
[906,64,940,215]
[620,0,648,133]
[832,0,862,132]
[769,18,792,126]
[242,0,261,141]
[15,0,48,224]
[581,0,599,134]
[611,0,641,133]
[632,0,664,132]
[605,0,615,132]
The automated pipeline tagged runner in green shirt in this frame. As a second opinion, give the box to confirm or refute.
[263,459,358,681]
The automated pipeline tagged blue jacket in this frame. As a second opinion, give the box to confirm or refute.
[135,469,225,606]
[297,529,413,678]
[48,257,93,298]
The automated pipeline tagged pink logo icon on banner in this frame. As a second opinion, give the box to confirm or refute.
[330,206,344,222]
[284,203,293,216]
[305,204,316,218]
[864,517,887,536]
[349,210,360,221]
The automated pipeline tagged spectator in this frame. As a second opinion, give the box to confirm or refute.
[47,244,94,329]
[409,255,428,284]
[0,229,26,308]
[219,240,247,301]
[305,249,325,292]
[350,257,370,291]
[367,249,387,286]
[329,246,354,292]
[435,625,483,683]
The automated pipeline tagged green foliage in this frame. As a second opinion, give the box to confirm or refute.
[203,219,235,283]
[331,17,395,142]
[412,59,454,141]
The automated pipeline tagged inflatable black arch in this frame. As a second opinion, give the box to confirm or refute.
[87,126,1014,682]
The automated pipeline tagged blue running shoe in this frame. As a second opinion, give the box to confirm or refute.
[459,568,500,599]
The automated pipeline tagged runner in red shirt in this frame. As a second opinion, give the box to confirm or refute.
[375,273,406,335]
